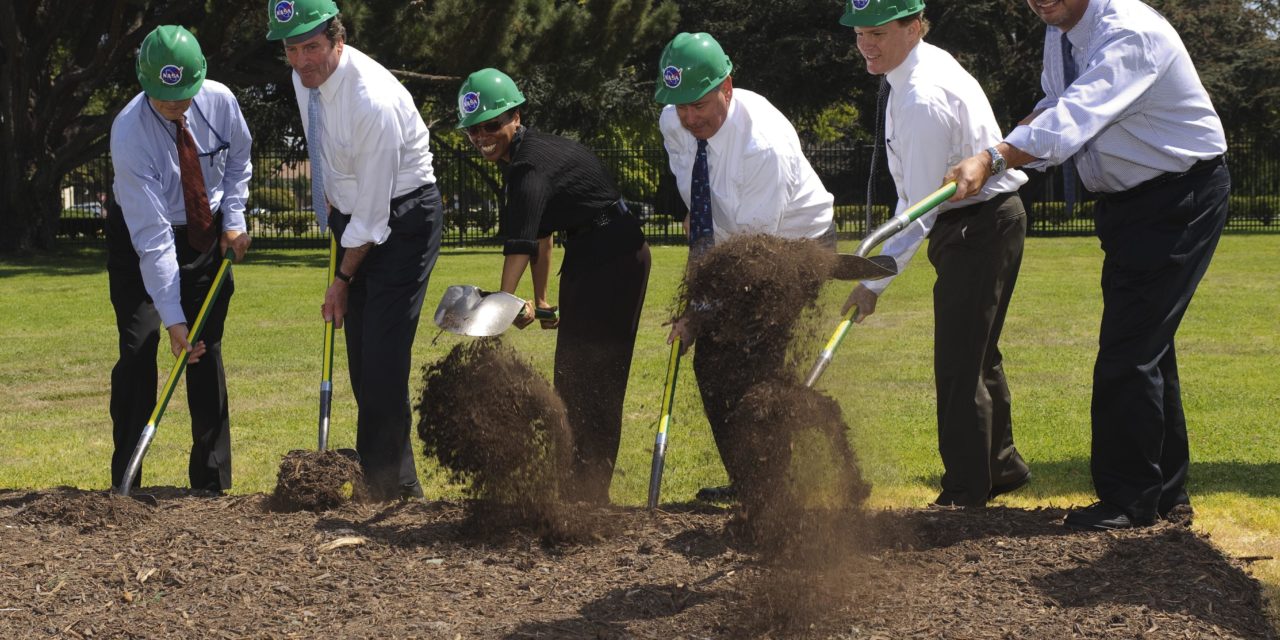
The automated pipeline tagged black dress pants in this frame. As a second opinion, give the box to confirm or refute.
[1090,159,1230,523]
[555,239,651,503]
[330,183,442,500]
[928,191,1029,505]
[107,205,233,491]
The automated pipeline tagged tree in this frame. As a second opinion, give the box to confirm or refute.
[0,1,281,252]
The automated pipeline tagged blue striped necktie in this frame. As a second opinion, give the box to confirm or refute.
[1061,32,1079,217]
[308,88,328,232]
[689,138,713,257]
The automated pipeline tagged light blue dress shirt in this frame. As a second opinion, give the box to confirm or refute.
[1005,0,1226,193]
[110,80,252,327]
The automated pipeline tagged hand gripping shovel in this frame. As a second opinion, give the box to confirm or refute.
[115,248,236,499]
[802,182,958,388]
[433,285,558,337]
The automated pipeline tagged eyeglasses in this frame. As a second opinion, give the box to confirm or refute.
[466,115,510,136]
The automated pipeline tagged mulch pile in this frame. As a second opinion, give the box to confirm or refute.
[271,449,365,512]
[1,488,1274,638]
[415,338,574,534]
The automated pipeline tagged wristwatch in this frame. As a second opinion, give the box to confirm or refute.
[334,269,353,283]
[986,146,1007,174]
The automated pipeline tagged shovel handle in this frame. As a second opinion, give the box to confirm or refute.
[116,248,236,497]
[533,306,558,321]
[319,234,337,451]
[647,338,682,510]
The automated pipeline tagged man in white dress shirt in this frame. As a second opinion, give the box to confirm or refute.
[946,0,1230,530]
[267,0,443,500]
[841,0,1032,508]
[108,26,252,492]
[655,32,836,501]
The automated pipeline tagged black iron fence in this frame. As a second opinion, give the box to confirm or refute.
[56,139,1279,247]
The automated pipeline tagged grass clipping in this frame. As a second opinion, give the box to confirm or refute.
[415,338,572,525]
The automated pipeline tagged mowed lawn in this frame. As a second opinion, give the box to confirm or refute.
[1,235,1277,618]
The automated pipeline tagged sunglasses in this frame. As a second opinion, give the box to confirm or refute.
[466,115,511,136]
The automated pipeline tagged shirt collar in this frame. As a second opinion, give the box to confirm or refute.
[705,94,740,154]
[315,43,352,100]
[885,40,924,92]
[1063,0,1103,52]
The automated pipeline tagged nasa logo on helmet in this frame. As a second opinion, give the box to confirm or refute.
[274,0,295,23]
[159,65,184,86]
[460,91,480,114]
[852,0,872,9]
[662,65,682,89]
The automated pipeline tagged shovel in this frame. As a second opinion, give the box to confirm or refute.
[646,337,682,510]
[317,234,359,461]
[433,284,558,337]
[802,182,958,388]
[115,248,236,500]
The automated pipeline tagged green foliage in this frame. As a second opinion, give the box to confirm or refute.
[249,187,294,213]
[802,102,863,145]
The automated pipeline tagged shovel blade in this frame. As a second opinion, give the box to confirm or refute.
[832,254,898,281]
[433,285,526,337]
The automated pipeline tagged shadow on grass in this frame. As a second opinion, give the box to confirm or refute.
[914,458,1280,500]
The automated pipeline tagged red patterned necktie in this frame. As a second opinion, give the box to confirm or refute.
[177,117,216,252]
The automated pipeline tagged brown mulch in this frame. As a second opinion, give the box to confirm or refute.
[1,487,1275,639]
[271,449,365,512]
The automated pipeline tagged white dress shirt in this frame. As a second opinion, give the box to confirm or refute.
[868,42,1028,295]
[110,80,252,327]
[660,89,834,242]
[295,45,436,248]
[1004,0,1226,193]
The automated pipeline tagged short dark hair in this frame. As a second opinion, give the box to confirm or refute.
[324,17,346,46]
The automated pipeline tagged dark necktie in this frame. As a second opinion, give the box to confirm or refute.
[866,77,891,232]
[177,117,216,252]
[1061,32,1079,217]
[308,88,329,232]
[689,138,714,257]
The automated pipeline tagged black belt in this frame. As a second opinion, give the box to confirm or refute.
[391,182,435,209]
[1101,155,1224,203]
[563,199,631,244]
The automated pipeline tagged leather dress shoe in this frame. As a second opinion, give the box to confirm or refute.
[930,489,984,508]
[988,471,1031,500]
[1064,501,1155,531]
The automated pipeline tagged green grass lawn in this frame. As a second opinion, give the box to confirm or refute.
[1,235,1277,619]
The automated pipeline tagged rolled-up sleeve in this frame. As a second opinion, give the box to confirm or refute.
[1006,30,1157,167]
[339,105,401,247]
[500,165,552,256]
[219,96,253,233]
[111,130,185,327]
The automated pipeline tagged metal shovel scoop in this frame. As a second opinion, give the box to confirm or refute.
[434,285,557,337]
[833,253,898,281]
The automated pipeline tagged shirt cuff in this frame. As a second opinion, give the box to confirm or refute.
[1005,125,1052,170]
[156,301,186,329]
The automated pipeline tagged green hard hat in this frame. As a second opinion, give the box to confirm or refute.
[456,68,527,129]
[653,33,733,106]
[839,0,926,27]
[136,25,207,101]
[265,0,339,41]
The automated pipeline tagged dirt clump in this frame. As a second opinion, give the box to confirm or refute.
[680,233,836,355]
[415,338,576,535]
[21,489,152,532]
[270,449,364,512]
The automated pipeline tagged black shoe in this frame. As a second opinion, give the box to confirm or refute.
[1064,501,1153,531]
[930,489,984,508]
[695,484,737,502]
[988,471,1031,501]
[398,481,425,501]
